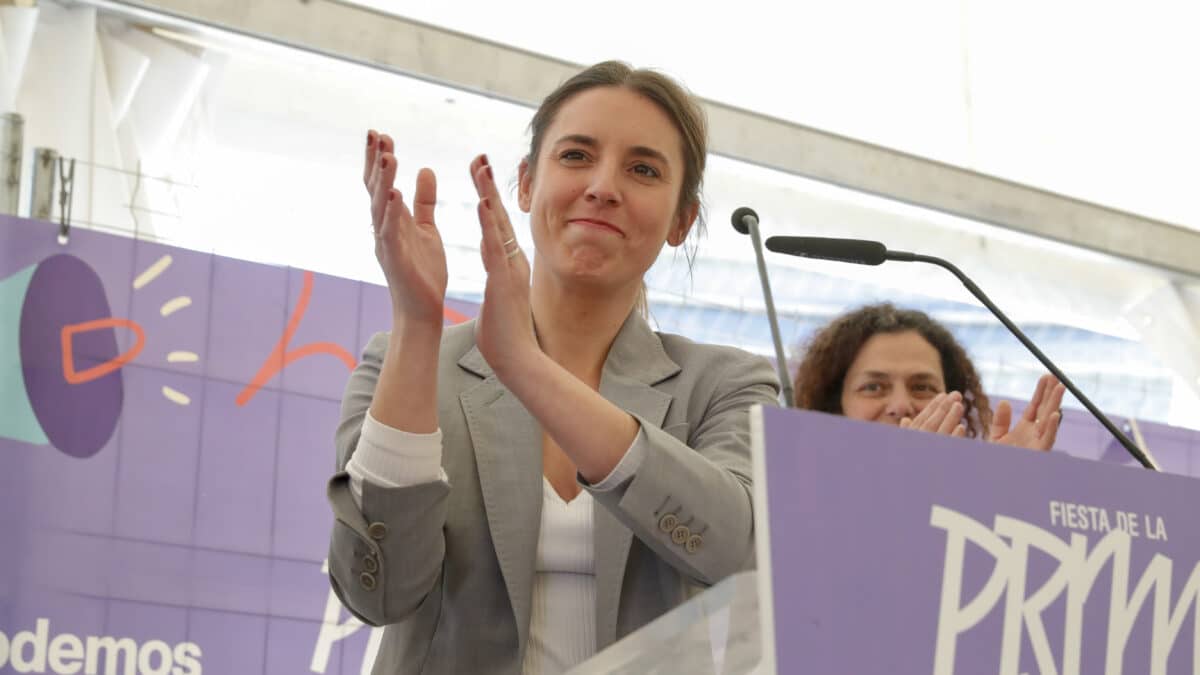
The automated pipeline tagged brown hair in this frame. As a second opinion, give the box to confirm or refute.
[793,303,994,438]
[526,62,708,316]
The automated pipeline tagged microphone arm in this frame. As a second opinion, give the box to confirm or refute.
[733,208,795,407]
[764,235,1157,470]
[888,248,1157,471]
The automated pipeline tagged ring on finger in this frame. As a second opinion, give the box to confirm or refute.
[505,245,521,259]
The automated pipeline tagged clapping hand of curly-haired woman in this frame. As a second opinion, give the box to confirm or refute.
[899,391,968,438]
[988,374,1066,452]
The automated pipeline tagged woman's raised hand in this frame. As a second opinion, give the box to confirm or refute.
[989,373,1066,451]
[899,391,967,438]
[468,154,538,378]
[365,130,447,325]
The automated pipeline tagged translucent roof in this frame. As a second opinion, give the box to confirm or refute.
[348,0,1200,231]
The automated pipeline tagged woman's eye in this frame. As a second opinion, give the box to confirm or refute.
[860,382,883,393]
[632,163,660,178]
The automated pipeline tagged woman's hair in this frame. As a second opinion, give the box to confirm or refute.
[793,303,993,438]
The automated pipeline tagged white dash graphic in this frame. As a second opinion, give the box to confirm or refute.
[162,386,191,405]
[167,351,199,363]
[160,296,192,317]
[133,255,173,289]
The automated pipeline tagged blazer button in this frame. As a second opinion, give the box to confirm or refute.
[671,525,691,545]
[359,572,377,591]
[658,514,679,533]
[367,522,389,540]
[685,534,703,554]
[363,555,379,573]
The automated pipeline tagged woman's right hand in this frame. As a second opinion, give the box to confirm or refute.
[365,130,447,325]
[900,391,967,438]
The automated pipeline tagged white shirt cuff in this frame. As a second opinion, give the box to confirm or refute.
[346,410,446,505]
[590,427,648,492]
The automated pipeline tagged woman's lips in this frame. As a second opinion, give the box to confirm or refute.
[569,218,624,237]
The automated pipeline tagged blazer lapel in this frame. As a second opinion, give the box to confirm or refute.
[593,312,680,647]
[458,346,543,652]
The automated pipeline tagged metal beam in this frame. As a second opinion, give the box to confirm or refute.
[71,0,1200,277]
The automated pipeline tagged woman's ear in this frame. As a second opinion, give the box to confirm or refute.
[667,200,700,247]
[517,157,533,213]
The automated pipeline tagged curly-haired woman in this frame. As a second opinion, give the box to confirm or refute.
[793,303,1065,450]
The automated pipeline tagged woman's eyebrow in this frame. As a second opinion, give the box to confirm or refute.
[553,133,597,148]
[908,372,943,383]
[629,145,669,165]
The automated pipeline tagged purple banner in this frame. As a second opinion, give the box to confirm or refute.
[753,406,1200,674]
[4,212,1199,675]
[0,215,478,675]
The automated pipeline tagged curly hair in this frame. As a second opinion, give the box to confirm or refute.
[793,303,993,438]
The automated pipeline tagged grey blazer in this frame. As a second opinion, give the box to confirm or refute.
[327,311,779,674]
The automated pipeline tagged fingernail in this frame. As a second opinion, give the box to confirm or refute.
[482,197,491,209]
[389,191,395,202]
[486,166,493,181]
[481,153,490,167]
[381,157,389,169]
[367,132,375,146]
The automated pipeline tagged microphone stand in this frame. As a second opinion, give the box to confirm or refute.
[735,208,795,407]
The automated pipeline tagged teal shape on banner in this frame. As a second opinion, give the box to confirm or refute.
[0,263,49,445]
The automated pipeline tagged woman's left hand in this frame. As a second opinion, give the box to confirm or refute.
[469,154,539,379]
[989,373,1066,451]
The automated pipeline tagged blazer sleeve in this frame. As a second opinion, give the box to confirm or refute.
[583,349,779,586]
[326,331,450,626]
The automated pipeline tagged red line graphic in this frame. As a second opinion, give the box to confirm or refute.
[236,271,357,406]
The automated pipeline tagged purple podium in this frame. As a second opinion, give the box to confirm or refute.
[574,406,1200,674]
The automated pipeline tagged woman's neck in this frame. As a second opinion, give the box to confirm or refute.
[530,268,640,385]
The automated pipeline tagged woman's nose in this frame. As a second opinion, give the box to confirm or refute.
[883,392,917,419]
[585,165,620,205]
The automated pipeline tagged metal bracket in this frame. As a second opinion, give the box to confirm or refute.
[57,156,76,244]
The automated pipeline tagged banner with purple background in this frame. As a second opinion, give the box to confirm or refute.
[0,215,478,675]
[753,406,1200,675]
[4,212,1200,675]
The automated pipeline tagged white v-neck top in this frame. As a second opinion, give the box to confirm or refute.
[523,478,596,675]
[346,410,646,674]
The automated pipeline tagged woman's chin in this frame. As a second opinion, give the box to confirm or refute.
[537,247,645,296]
[551,264,635,296]
[555,250,618,280]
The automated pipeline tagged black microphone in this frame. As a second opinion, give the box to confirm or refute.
[764,235,1158,471]
[731,208,795,407]
[765,236,888,265]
